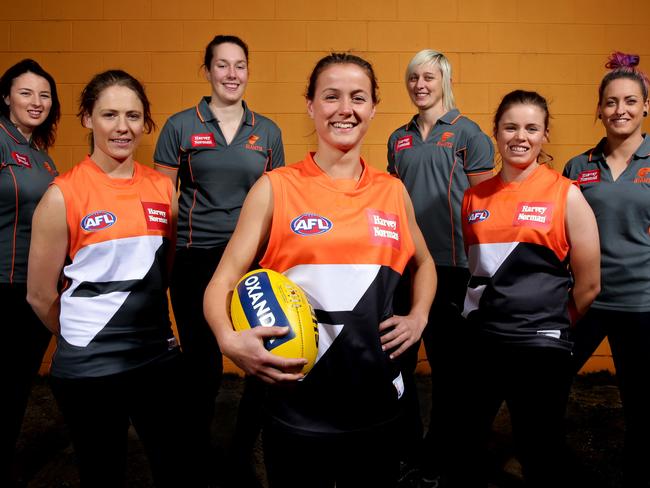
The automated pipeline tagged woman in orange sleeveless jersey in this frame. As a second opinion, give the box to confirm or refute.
[461,90,600,487]
[27,70,201,487]
[204,53,436,487]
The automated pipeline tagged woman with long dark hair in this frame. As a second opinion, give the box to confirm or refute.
[0,58,59,485]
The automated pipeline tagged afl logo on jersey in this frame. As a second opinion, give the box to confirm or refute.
[290,213,333,236]
[468,209,490,223]
[81,211,117,232]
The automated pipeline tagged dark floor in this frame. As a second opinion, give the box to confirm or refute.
[12,372,623,487]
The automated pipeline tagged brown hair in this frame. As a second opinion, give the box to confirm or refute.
[306,53,379,104]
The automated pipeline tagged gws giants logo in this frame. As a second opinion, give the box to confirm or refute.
[246,134,264,151]
[81,210,116,232]
[437,131,454,148]
[467,209,490,223]
[634,167,650,183]
[395,135,413,152]
[290,214,333,236]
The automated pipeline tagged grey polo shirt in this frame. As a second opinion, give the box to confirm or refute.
[388,109,494,267]
[563,135,650,312]
[0,115,57,283]
[154,98,284,248]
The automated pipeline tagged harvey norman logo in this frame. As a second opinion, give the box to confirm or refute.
[395,135,413,152]
[190,133,216,147]
[367,209,400,249]
[577,169,600,184]
[513,202,554,227]
[141,202,170,231]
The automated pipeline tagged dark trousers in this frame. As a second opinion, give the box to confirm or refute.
[0,283,51,485]
[395,266,475,484]
[263,419,400,488]
[171,247,266,484]
[170,247,226,436]
[477,344,573,488]
[571,308,650,488]
[50,355,203,487]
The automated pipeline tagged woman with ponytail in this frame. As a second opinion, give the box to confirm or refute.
[563,52,650,488]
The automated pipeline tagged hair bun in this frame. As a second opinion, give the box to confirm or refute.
[605,51,640,70]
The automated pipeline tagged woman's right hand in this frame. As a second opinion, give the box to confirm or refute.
[220,326,307,384]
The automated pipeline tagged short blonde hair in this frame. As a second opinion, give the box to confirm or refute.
[405,49,455,112]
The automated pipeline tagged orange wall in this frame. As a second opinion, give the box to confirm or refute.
[6,0,649,375]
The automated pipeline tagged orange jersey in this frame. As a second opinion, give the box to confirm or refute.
[52,157,177,378]
[461,164,574,349]
[260,153,415,435]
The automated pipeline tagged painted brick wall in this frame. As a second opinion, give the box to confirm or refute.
[5,0,649,374]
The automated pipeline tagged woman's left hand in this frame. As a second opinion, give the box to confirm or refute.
[378,313,427,359]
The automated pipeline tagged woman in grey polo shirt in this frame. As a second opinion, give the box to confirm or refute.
[387,49,494,486]
[0,59,59,486]
[563,51,650,488]
[154,34,284,486]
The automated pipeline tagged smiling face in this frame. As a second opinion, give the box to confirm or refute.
[4,72,52,138]
[306,63,376,154]
[495,103,548,169]
[598,77,649,140]
[83,84,144,166]
[206,42,249,107]
[407,62,444,113]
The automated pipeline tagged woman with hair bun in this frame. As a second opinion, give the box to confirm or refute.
[464,90,600,487]
[204,52,436,488]
[563,51,650,488]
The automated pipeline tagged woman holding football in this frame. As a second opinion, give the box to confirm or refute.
[204,52,436,487]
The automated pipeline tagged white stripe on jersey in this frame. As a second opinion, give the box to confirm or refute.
[285,264,381,364]
[60,235,163,347]
[463,242,518,317]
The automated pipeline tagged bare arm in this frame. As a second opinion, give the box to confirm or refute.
[203,176,306,383]
[27,186,68,335]
[565,184,601,322]
[379,187,437,359]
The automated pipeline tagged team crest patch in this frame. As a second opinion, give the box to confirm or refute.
[366,209,401,249]
[81,210,116,232]
[577,169,600,184]
[467,209,490,224]
[634,167,650,183]
[513,202,554,227]
[395,136,413,152]
[290,213,333,236]
[11,151,31,168]
[436,131,454,148]
[246,134,264,151]
[190,133,216,147]
[141,202,170,231]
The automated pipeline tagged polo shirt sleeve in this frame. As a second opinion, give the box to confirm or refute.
[153,117,182,169]
[387,134,397,175]
[464,131,495,175]
[269,125,285,169]
[562,158,576,179]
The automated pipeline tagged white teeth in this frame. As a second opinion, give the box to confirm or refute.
[509,146,528,152]
[332,122,354,128]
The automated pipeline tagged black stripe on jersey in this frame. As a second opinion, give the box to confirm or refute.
[71,279,141,297]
